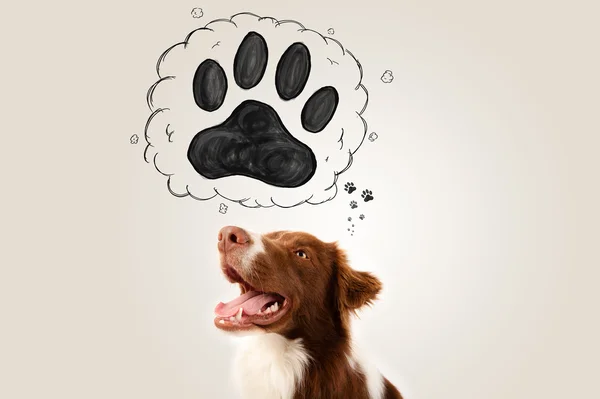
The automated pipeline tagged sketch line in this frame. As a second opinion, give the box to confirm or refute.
[338,128,345,150]
[165,124,174,142]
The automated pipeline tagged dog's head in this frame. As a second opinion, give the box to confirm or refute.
[214,226,382,338]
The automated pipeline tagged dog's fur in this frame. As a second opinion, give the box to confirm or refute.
[214,226,403,399]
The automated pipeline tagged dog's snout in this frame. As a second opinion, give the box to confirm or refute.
[218,226,251,252]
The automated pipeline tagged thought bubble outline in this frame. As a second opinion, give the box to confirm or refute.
[143,12,369,208]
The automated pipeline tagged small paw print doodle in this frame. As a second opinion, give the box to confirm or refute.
[144,13,369,208]
[350,200,358,209]
[361,189,374,202]
[191,8,203,18]
[359,214,365,220]
[381,70,394,83]
[368,132,378,142]
[344,182,356,194]
[327,28,335,35]
[130,134,139,144]
[348,217,352,222]
[219,203,228,214]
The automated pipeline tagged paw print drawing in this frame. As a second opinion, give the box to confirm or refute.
[219,203,229,214]
[350,200,358,209]
[361,189,374,202]
[344,182,356,194]
[359,214,365,220]
[144,13,369,208]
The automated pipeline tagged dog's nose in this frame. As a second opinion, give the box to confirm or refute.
[218,226,250,252]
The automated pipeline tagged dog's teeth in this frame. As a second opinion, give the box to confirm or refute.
[229,316,235,322]
[219,320,225,324]
[273,302,279,312]
[265,308,272,314]
[236,307,243,322]
[257,309,262,315]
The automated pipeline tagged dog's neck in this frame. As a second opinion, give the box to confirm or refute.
[232,331,385,399]
[231,305,357,398]
[233,333,312,399]
[285,324,352,364]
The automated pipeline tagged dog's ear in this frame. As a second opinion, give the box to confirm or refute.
[338,267,382,311]
[332,245,382,312]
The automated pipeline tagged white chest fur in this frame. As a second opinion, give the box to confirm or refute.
[233,333,311,399]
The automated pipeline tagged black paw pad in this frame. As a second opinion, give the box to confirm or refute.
[301,86,339,133]
[193,60,228,112]
[276,42,311,100]
[234,32,268,90]
[188,100,316,187]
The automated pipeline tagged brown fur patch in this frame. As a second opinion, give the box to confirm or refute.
[217,226,403,398]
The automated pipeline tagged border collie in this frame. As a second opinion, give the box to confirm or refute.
[214,225,403,399]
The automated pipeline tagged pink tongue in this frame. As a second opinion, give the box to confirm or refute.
[214,291,281,317]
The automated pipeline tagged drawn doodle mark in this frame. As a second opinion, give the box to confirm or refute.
[187,32,340,188]
[344,182,356,193]
[191,8,203,19]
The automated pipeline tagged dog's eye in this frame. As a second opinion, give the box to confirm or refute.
[295,250,308,259]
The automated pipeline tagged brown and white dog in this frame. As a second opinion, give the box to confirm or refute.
[214,225,403,399]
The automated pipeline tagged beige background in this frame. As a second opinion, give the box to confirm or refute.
[2,0,599,398]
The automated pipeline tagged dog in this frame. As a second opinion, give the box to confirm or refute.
[214,225,403,399]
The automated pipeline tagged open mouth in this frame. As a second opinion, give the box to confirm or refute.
[214,265,290,329]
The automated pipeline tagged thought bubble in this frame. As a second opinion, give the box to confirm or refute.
[143,13,368,208]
